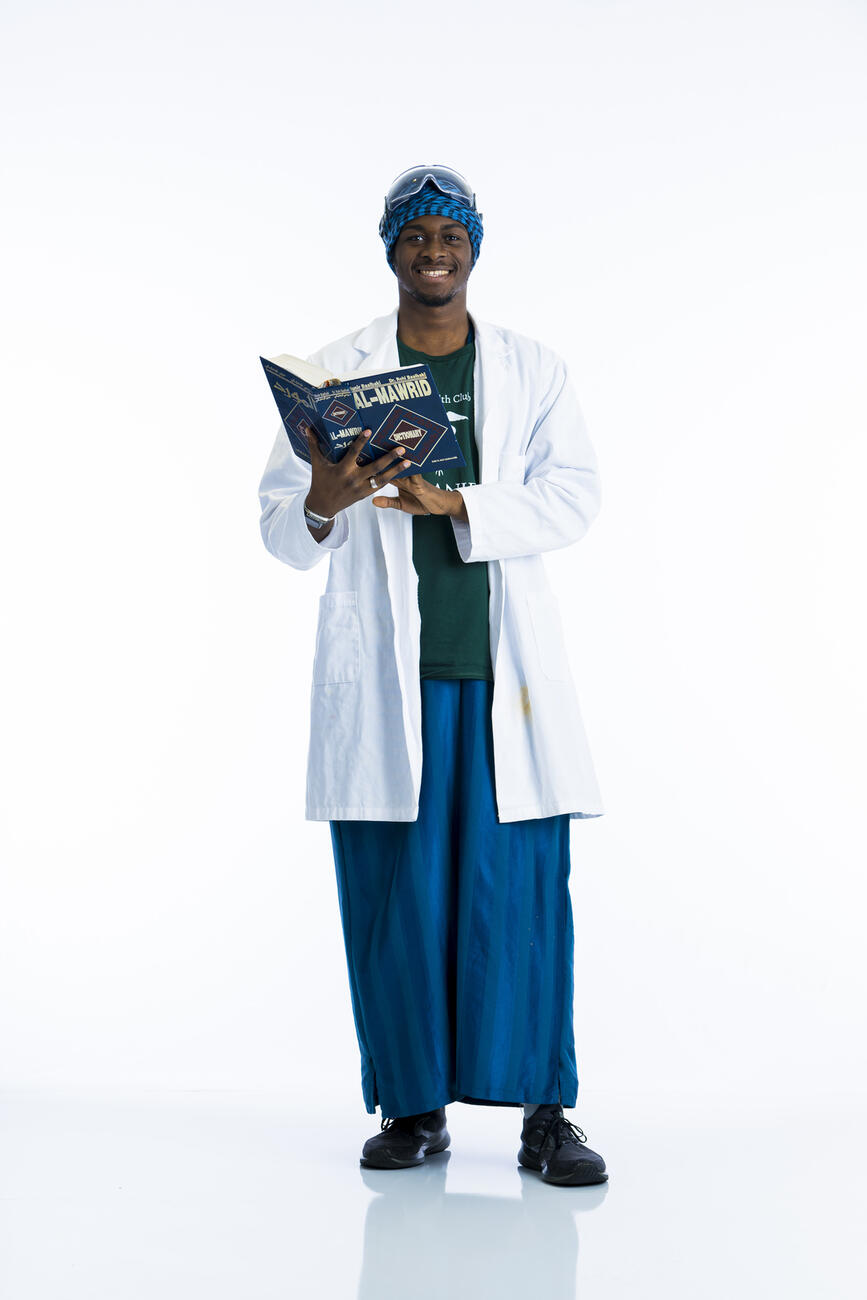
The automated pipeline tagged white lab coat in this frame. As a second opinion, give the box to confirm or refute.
[258,306,605,823]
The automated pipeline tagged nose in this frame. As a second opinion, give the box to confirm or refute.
[421,236,451,261]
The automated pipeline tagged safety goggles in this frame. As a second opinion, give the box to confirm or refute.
[380,165,480,231]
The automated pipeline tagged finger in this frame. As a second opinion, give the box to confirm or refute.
[353,455,407,487]
[305,428,328,462]
[376,455,412,484]
[363,443,410,475]
[372,493,426,514]
[401,473,434,496]
[362,452,412,493]
[371,441,413,473]
[400,477,443,513]
[351,428,374,463]
[371,491,422,510]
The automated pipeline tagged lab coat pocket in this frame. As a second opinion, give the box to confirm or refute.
[526,590,572,682]
[499,452,527,483]
[312,591,360,685]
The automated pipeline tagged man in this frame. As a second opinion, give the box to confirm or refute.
[258,165,608,1186]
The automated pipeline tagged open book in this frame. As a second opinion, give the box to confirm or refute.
[260,353,466,479]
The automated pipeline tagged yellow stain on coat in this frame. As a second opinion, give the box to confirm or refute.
[520,685,532,719]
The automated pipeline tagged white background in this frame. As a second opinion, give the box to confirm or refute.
[1,1,866,1292]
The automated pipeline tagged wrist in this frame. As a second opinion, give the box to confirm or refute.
[304,493,337,522]
[306,515,335,541]
[449,490,468,523]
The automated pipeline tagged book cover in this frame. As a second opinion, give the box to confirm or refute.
[260,356,466,480]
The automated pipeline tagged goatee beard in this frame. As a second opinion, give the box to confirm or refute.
[410,284,458,308]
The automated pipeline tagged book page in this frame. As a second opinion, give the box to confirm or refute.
[268,354,336,387]
[268,354,433,387]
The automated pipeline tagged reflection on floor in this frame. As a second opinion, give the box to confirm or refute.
[0,1089,859,1298]
[359,1152,606,1298]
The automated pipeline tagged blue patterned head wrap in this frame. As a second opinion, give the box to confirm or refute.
[381,183,484,271]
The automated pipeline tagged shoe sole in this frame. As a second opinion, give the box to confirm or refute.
[518,1149,609,1186]
[360,1134,451,1170]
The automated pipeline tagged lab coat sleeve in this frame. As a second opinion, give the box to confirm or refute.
[450,357,601,562]
[258,422,349,571]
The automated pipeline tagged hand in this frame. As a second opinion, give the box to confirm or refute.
[303,427,411,519]
[372,474,468,521]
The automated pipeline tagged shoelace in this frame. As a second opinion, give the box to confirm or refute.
[380,1108,440,1131]
[538,1112,589,1150]
[380,1114,420,1133]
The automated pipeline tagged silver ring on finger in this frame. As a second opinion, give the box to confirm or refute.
[369,475,379,490]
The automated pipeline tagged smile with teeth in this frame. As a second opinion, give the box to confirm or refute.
[418,268,452,278]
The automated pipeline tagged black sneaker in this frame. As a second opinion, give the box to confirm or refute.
[518,1104,608,1186]
[360,1107,450,1169]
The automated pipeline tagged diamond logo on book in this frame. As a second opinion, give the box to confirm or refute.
[385,420,425,451]
[368,404,449,467]
[282,401,315,454]
[322,398,356,426]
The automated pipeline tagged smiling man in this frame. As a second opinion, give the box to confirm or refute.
[258,165,609,1186]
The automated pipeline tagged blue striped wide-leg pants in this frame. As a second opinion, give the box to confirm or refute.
[329,677,579,1118]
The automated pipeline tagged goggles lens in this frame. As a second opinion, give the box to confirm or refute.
[384,164,477,213]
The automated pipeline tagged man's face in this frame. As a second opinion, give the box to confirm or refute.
[391,213,474,307]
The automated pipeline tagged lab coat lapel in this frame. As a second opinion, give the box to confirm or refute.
[469,313,510,484]
[354,308,401,375]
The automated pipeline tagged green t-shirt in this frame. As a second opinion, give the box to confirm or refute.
[396,322,493,681]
